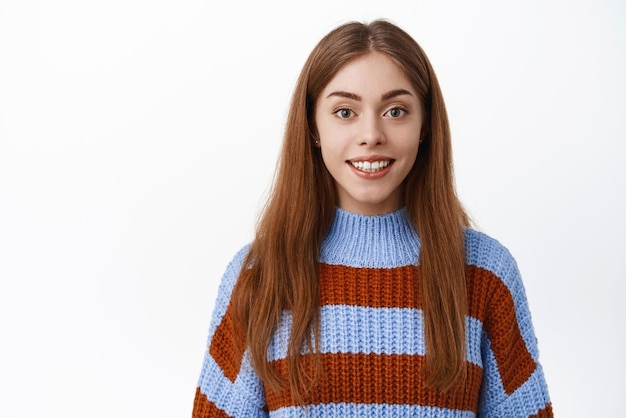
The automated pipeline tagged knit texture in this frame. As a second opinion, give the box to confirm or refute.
[192,208,552,417]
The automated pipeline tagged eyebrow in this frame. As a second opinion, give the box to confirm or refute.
[326,91,362,100]
[382,89,413,101]
[325,89,414,101]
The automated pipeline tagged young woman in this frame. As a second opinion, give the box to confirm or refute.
[192,19,552,417]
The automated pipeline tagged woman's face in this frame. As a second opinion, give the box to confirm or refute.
[315,51,423,215]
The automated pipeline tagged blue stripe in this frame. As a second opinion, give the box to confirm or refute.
[478,331,507,412]
[197,349,266,417]
[506,366,551,415]
[270,403,476,417]
[268,305,484,367]
[466,316,484,367]
[479,365,551,417]
[478,332,551,416]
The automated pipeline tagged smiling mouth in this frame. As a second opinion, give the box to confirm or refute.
[349,160,393,173]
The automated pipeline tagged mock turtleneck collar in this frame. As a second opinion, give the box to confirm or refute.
[319,208,421,268]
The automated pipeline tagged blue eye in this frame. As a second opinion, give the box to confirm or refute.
[335,108,353,119]
[386,108,405,118]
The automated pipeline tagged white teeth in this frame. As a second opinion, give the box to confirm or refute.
[350,160,390,172]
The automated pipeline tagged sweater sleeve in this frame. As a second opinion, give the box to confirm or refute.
[192,245,268,418]
[474,240,553,417]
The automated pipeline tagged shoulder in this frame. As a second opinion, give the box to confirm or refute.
[208,243,252,334]
[463,228,521,290]
[226,244,253,275]
[218,243,252,294]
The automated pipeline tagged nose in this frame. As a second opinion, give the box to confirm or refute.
[358,114,385,146]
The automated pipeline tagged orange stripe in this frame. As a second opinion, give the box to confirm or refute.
[192,387,233,418]
[466,265,490,321]
[265,353,482,412]
[530,403,554,418]
[467,266,537,395]
[319,264,420,308]
[209,304,243,383]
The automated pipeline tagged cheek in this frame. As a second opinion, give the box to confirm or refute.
[396,129,421,153]
[315,116,336,144]
[398,138,421,173]
[319,143,343,167]
[317,123,350,154]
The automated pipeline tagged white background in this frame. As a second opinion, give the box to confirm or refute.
[1,1,624,417]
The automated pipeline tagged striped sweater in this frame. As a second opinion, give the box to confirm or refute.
[192,208,552,417]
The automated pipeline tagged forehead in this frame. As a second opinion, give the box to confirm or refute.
[321,51,414,97]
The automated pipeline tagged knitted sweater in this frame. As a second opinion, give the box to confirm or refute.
[192,208,552,417]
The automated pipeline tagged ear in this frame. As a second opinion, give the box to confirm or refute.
[307,98,321,148]
[310,126,321,148]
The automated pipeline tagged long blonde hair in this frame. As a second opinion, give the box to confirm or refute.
[231,19,470,403]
